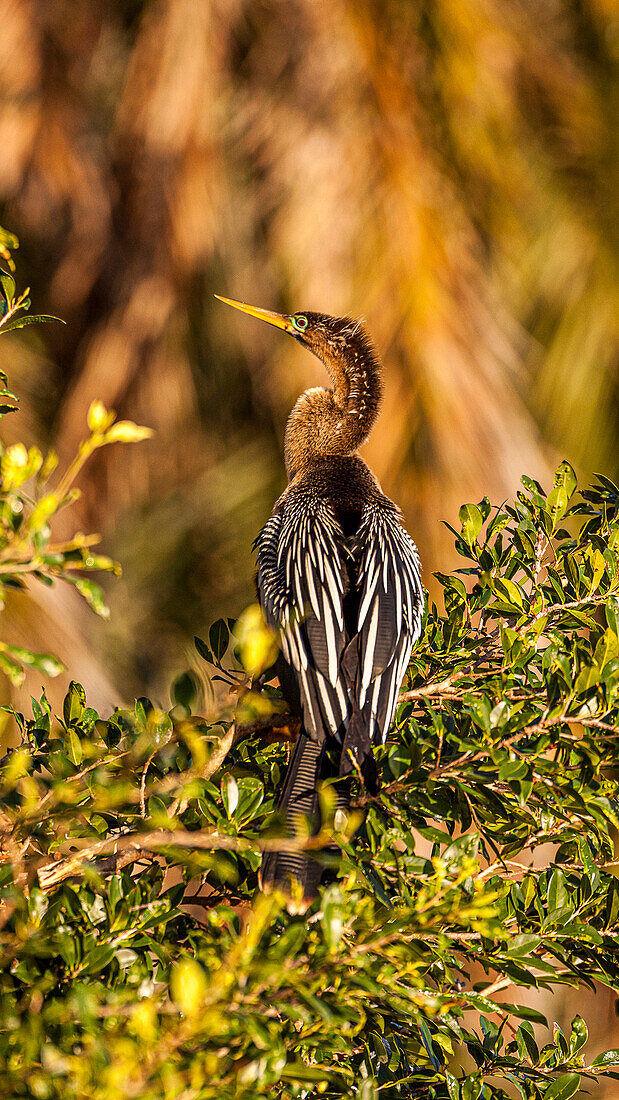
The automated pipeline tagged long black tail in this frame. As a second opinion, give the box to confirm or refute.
[260,732,348,908]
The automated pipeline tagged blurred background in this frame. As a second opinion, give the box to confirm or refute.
[0,0,617,1078]
[0,0,616,707]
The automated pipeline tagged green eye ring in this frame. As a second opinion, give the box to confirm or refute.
[293,314,308,331]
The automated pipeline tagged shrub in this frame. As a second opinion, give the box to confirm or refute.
[1,233,619,1098]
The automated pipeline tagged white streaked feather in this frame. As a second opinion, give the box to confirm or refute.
[314,668,340,736]
[292,618,308,671]
[293,567,305,610]
[357,566,379,629]
[299,665,319,735]
[334,674,349,716]
[315,539,325,581]
[393,566,402,635]
[361,597,380,698]
[369,674,382,731]
[323,553,343,593]
[323,561,344,629]
[285,546,294,588]
[322,589,340,685]
[305,552,322,619]
[383,670,400,742]
[307,535,318,570]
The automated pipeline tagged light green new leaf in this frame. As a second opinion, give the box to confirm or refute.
[458,503,483,547]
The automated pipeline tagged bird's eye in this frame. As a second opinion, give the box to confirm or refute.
[293,314,308,331]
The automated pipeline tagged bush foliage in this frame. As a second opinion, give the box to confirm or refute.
[1,237,619,1098]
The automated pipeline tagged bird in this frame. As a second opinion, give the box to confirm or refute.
[216,295,424,908]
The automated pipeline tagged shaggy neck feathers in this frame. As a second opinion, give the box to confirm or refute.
[284,318,383,479]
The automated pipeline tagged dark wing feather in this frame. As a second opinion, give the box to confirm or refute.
[256,489,351,743]
[352,499,423,743]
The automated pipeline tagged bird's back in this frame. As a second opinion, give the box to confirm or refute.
[257,453,422,755]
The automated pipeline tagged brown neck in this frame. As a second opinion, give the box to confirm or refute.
[284,332,383,479]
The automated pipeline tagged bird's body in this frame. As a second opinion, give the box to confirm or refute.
[216,298,423,906]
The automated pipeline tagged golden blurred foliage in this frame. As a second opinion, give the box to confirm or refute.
[0,0,616,714]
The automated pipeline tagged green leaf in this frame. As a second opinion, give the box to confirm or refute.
[498,758,528,781]
[63,681,86,726]
[209,619,229,661]
[278,1063,333,1084]
[578,837,601,891]
[3,644,65,677]
[462,1078,483,1100]
[569,1016,588,1055]
[574,662,602,694]
[594,629,619,671]
[66,728,83,766]
[418,1018,440,1070]
[501,1002,548,1025]
[493,576,525,610]
[592,1050,619,1068]
[516,1023,539,1064]
[67,576,110,618]
[459,503,483,547]
[356,1080,378,1100]
[0,651,25,686]
[0,269,15,307]
[322,885,344,951]
[542,1073,580,1100]
[589,548,606,593]
[171,671,197,712]
[548,869,568,913]
[606,598,619,637]
[547,461,577,529]
[445,1072,460,1100]
[147,796,167,822]
[547,486,568,528]
[507,933,541,957]
[556,460,578,498]
[0,313,65,334]
[195,636,213,663]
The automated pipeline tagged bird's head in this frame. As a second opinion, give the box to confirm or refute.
[215,294,382,471]
[214,295,374,366]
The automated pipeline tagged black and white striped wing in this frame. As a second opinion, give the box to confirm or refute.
[354,500,423,743]
[256,491,350,744]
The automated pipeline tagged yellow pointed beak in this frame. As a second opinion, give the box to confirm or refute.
[215,294,294,333]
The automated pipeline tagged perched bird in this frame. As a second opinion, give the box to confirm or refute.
[216,296,424,906]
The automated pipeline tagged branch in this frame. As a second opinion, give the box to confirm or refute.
[398,676,460,702]
[235,712,301,742]
[528,592,615,625]
[37,821,327,893]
